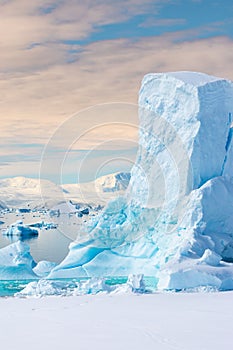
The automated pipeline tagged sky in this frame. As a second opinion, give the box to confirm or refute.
[0,0,233,184]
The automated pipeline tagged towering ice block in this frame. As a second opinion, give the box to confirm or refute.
[49,72,233,291]
[130,71,233,207]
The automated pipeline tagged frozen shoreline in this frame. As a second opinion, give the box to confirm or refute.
[0,292,232,350]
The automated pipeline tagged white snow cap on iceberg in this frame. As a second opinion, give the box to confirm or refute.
[156,71,225,87]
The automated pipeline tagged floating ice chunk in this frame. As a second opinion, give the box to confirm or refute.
[49,209,60,217]
[0,241,37,280]
[29,221,57,230]
[3,220,38,237]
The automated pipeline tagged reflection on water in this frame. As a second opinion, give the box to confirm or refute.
[5,235,38,244]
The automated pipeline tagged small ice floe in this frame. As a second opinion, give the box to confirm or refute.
[29,221,58,230]
[3,220,38,237]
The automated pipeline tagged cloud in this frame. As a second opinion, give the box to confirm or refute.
[1,33,233,148]
[0,0,165,48]
[1,0,233,180]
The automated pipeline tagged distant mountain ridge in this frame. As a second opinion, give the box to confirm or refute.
[0,172,131,208]
[62,172,131,205]
[0,177,63,208]
[95,172,131,192]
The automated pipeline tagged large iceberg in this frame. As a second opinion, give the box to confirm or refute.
[49,71,233,291]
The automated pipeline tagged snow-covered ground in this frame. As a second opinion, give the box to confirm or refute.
[0,292,232,350]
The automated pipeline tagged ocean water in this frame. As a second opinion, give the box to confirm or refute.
[0,280,34,297]
[0,277,158,297]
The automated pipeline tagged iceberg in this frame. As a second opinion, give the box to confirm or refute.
[0,241,38,280]
[0,242,57,280]
[28,221,58,230]
[3,220,38,237]
[48,71,233,291]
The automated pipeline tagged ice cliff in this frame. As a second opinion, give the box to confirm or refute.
[39,72,233,289]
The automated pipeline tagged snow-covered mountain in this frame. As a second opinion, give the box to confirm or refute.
[0,177,63,208]
[0,172,131,209]
[95,172,131,192]
[62,172,131,204]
